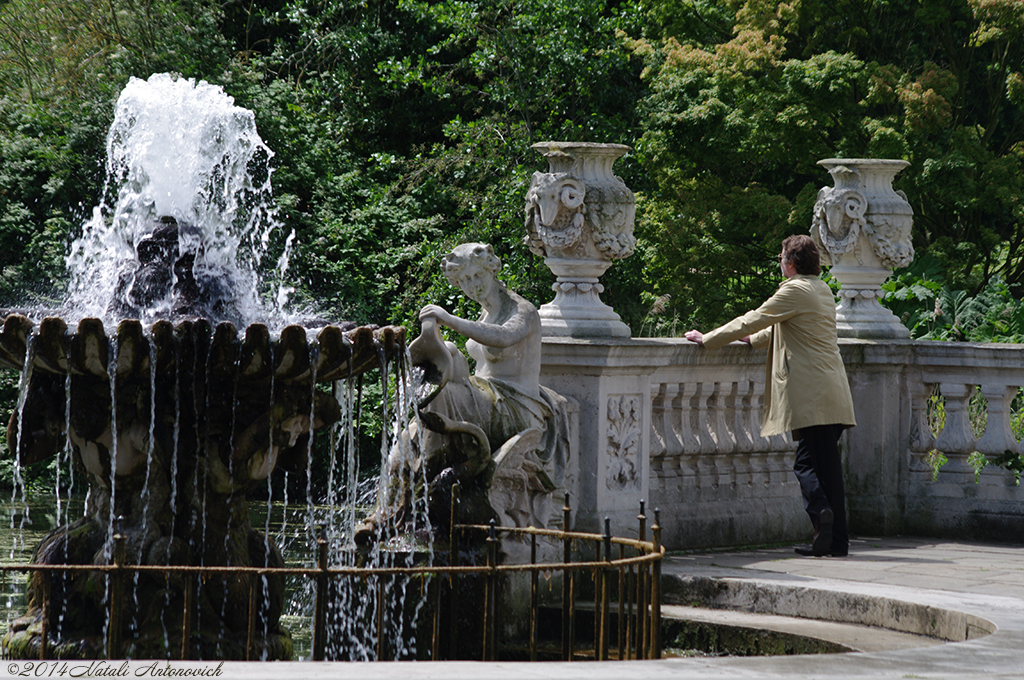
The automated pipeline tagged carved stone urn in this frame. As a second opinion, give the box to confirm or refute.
[525,142,636,338]
[810,158,914,339]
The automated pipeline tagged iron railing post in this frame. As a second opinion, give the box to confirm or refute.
[529,531,538,661]
[483,519,498,661]
[246,575,258,660]
[448,483,460,660]
[561,493,574,661]
[39,569,49,660]
[637,501,648,659]
[376,577,385,660]
[312,525,328,661]
[618,543,626,660]
[650,509,662,660]
[108,518,126,660]
[599,518,612,661]
[181,572,193,659]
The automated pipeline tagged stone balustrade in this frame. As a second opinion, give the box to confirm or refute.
[901,342,1024,538]
[540,336,1024,551]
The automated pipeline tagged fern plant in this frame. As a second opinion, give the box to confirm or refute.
[881,255,1024,343]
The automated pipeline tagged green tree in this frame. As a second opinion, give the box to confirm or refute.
[630,0,1024,332]
[246,0,649,329]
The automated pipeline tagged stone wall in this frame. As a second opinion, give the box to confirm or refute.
[540,337,1024,551]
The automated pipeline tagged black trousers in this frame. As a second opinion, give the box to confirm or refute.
[792,423,847,553]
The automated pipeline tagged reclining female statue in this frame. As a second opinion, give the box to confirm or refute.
[357,243,571,543]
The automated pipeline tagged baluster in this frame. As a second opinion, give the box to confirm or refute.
[718,382,740,487]
[907,380,936,480]
[704,383,730,487]
[932,383,977,480]
[677,383,701,453]
[773,437,795,488]
[975,384,1019,455]
[649,383,670,490]
[753,388,781,486]
[675,383,700,487]
[975,384,1021,488]
[733,381,757,490]
[696,382,716,454]
[769,448,790,489]
[745,381,769,486]
[733,380,756,453]
[751,384,770,450]
[694,382,718,489]
[750,449,770,488]
[908,380,936,455]
[716,381,738,451]
[656,383,683,489]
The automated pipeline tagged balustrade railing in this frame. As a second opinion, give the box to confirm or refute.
[649,375,796,494]
[909,380,1024,487]
[541,335,1024,547]
[641,349,800,547]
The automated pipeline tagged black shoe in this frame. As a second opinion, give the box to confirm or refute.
[794,508,834,557]
[813,508,834,556]
[794,545,847,557]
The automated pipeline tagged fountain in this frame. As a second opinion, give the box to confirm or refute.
[0,74,661,662]
[0,74,408,660]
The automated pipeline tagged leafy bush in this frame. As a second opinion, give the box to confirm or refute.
[883,255,1024,342]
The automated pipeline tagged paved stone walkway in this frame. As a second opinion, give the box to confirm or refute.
[7,537,1021,679]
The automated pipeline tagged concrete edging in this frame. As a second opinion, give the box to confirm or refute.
[662,570,996,641]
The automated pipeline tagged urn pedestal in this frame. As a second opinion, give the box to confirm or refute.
[525,142,636,338]
[811,158,914,339]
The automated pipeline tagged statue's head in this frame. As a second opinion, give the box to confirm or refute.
[442,243,503,293]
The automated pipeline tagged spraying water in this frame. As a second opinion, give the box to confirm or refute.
[65,73,290,328]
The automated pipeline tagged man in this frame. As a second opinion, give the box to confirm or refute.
[684,235,856,557]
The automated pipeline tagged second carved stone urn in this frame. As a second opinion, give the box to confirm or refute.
[810,158,914,339]
[525,142,636,338]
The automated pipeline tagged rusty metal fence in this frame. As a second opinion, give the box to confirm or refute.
[1,498,663,662]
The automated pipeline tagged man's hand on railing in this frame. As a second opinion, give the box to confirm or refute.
[685,330,751,346]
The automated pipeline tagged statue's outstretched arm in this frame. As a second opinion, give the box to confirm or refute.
[420,301,534,349]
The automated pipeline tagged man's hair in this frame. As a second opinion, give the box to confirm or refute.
[781,235,821,276]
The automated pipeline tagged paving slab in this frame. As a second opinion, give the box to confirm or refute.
[6,537,1022,679]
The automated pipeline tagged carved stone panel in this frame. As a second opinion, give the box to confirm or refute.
[606,394,642,490]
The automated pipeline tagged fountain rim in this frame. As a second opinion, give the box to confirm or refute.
[0,311,406,380]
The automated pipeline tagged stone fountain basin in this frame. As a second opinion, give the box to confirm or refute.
[0,313,405,383]
[0,312,405,477]
[0,313,407,661]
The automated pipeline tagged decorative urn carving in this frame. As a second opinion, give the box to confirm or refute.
[526,142,636,338]
[810,158,914,339]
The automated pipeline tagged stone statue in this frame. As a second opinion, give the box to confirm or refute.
[359,243,572,542]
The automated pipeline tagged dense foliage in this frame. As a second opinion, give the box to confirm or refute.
[2,0,1023,332]
[2,0,1024,488]
[631,0,1024,332]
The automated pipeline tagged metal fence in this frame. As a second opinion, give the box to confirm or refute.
[1,498,663,662]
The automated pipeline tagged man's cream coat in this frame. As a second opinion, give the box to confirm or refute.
[701,274,856,437]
